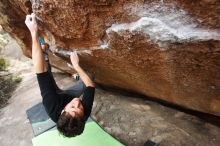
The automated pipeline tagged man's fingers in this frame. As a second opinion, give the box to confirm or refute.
[67,63,74,68]
[71,51,78,57]
[70,52,74,57]
[31,13,36,17]
[25,15,30,26]
[25,14,34,25]
[24,13,38,33]
[25,13,36,24]
[31,13,37,22]
[74,51,78,56]
[26,14,31,19]
[25,15,31,22]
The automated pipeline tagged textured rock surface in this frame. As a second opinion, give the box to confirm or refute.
[0,0,220,116]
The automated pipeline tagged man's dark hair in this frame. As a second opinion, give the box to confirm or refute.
[57,111,85,137]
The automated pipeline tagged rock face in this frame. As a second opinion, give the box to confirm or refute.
[0,0,220,116]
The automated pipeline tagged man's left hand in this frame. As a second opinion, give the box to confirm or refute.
[25,13,38,35]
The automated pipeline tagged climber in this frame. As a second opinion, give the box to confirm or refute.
[25,13,95,137]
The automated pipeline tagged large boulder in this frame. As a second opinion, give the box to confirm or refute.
[0,0,220,116]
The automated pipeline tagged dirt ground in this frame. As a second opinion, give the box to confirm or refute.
[0,36,220,146]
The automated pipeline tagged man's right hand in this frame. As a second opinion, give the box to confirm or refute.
[25,13,38,35]
[70,51,95,87]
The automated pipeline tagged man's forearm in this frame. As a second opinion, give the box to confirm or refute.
[31,32,47,73]
[74,65,95,87]
[25,13,47,73]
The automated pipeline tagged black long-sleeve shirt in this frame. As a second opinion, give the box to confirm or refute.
[36,71,95,122]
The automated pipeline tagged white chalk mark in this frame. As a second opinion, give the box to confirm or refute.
[49,47,92,57]
[100,41,109,49]
[48,42,109,58]
[107,17,220,44]
[106,3,220,47]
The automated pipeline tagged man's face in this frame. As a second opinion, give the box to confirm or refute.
[64,98,84,118]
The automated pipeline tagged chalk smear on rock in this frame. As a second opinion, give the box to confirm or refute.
[106,3,220,47]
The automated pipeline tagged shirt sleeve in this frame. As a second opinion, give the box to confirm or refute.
[81,86,95,121]
[36,71,62,122]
